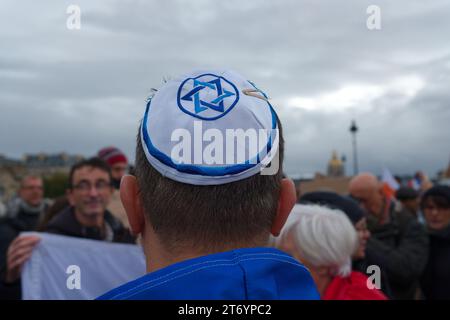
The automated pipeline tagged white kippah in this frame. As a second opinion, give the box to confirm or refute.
[140,69,279,185]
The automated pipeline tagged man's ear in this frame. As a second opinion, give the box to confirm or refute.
[120,175,145,236]
[271,178,296,237]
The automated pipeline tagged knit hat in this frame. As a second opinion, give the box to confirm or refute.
[421,185,450,207]
[396,187,419,201]
[97,147,128,167]
[299,191,365,225]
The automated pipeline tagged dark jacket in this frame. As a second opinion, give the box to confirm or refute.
[420,226,450,299]
[0,203,48,274]
[364,201,429,300]
[0,202,49,300]
[44,206,134,244]
[0,206,134,300]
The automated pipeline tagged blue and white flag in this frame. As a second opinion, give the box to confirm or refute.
[21,232,145,300]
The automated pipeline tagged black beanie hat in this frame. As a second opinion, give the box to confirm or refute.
[299,191,365,225]
[421,185,450,207]
[396,187,419,200]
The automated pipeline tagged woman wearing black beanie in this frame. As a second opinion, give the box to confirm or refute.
[420,185,450,299]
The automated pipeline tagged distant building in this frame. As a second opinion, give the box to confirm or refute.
[327,151,345,177]
[291,151,350,199]
[0,161,27,201]
[297,173,352,197]
[0,153,84,201]
[437,159,450,187]
[23,153,84,168]
[0,154,22,166]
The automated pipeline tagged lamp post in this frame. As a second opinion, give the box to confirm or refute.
[341,154,347,176]
[350,120,359,176]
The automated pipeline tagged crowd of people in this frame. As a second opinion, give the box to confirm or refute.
[0,69,449,300]
[0,148,134,299]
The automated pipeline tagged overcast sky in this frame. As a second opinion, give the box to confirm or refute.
[1,0,449,178]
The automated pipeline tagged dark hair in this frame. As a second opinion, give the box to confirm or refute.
[69,157,112,188]
[420,186,450,210]
[134,118,285,254]
[421,195,450,209]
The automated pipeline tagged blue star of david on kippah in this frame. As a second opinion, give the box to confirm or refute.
[181,78,235,114]
[177,74,240,121]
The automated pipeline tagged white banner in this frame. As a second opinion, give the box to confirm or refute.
[21,232,146,300]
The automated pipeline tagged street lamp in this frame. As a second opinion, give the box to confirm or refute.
[341,154,347,176]
[349,120,359,176]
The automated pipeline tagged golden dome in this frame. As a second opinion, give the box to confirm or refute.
[328,151,342,167]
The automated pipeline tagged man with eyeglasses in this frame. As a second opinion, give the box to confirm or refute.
[0,158,134,299]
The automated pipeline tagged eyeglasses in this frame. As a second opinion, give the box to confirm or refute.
[72,180,112,192]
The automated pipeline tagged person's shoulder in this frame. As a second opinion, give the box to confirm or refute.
[393,204,422,229]
[0,201,6,219]
[394,206,414,220]
[0,215,12,226]
[104,209,122,229]
[96,272,147,300]
[97,247,318,300]
[96,251,218,300]
[347,271,388,300]
[44,207,76,234]
[104,210,135,243]
[2,198,20,221]
[0,216,18,239]
[0,208,24,232]
[348,270,376,286]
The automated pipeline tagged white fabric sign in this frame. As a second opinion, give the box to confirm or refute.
[21,232,146,300]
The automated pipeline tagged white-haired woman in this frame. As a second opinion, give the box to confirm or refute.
[271,204,387,300]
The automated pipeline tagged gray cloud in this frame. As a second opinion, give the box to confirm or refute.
[0,0,449,178]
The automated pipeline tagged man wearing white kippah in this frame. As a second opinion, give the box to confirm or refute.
[97,70,319,300]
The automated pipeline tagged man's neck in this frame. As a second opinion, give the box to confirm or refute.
[145,243,238,274]
[143,230,261,273]
[20,199,44,214]
[74,209,104,229]
[145,249,203,274]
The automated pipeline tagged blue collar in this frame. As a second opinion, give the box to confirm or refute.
[97,247,319,300]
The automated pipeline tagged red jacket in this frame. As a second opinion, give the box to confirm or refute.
[323,271,388,300]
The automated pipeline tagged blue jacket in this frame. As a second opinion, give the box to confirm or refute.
[97,247,319,300]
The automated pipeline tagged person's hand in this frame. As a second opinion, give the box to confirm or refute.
[4,235,41,283]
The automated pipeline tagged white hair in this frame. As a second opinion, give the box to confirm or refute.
[272,204,358,277]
